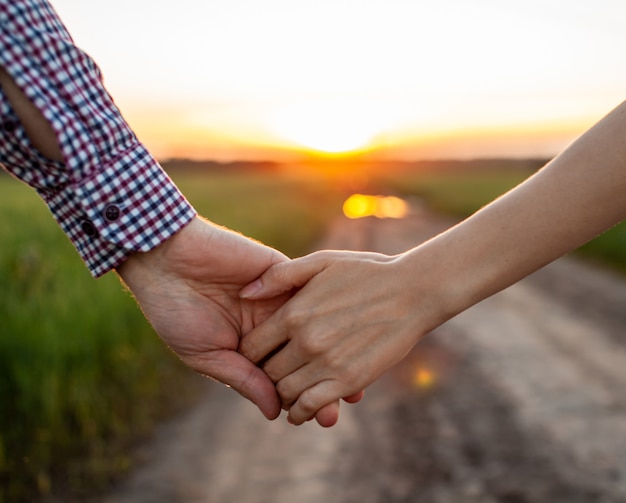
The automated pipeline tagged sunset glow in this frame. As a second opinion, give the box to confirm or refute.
[51,0,626,161]
[268,100,389,154]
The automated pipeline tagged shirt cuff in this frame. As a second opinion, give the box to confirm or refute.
[38,142,197,277]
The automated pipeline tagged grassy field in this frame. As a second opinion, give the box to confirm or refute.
[2,161,626,502]
[0,170,346,503]
[172,170,346,257]
[386,168,535,216]
[384,166,626,275]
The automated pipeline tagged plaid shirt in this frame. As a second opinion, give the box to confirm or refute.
[0,0,196,277]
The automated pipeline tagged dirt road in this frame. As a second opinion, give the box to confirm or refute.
[102,208,626,503]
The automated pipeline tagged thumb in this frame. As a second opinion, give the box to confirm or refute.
[239,254,328,300]
[196,349,282,420]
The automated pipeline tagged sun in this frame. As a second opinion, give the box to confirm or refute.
[268,99,390,154]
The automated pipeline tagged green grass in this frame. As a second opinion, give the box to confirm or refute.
[575,224,626,275]
[0,170,346,503]
[384,168,535,217]
[171,170,346,257]
[383,165,626,275]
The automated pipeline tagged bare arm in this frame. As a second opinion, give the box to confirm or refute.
[0,67,63,161]
[240,101,626,425]
[434,101,626,312]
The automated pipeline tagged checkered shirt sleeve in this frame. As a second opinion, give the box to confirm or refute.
[0,0,196,277]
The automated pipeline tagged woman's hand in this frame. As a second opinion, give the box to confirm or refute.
[239,250,441,425]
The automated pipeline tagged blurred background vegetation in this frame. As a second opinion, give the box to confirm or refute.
[2,159,626,502]
[0,167,346,503]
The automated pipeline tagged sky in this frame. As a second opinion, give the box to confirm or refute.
[52,0,626,161]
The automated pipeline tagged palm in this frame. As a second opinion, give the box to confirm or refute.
[118,218,288,419]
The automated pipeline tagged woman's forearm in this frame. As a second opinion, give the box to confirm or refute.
[405,101,626,328]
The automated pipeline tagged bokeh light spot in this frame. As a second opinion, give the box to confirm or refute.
[413,368,436,389]
[343,194,409,219]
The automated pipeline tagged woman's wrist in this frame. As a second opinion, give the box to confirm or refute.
[392,221,500,337]
[387,243,460,340]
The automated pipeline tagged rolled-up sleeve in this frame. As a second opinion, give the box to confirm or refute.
[0,0,196,277]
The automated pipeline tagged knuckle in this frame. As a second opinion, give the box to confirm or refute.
[282,305,311,333]
[271,262,290,284]
[295,329,335,356]
[262,361,279,383]
[276,379,296,403]
[298,335,325,356]
[282,302,305,323]
[323,354,362,389]
[341,364,362,388]
[238,338,260,363]
[238,337,251,355]
[303,250,325,261]
[296,390,319,417]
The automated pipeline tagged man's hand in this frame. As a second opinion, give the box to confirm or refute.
[116,217,292,419]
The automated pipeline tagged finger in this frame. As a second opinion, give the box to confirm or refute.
[239,253,329,300]
[238,309,289,364]
[288,395,362,427]
[342,390,365,404]
[287,381,350,426]
[262,340,306,383]
[275,361,323,409]
[195,349,282,420]
[313,400,340,427]
[312,394,364,427]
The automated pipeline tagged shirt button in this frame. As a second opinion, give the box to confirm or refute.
[80,219,99,238]
[104,204,120,222]
[3,120,18,132]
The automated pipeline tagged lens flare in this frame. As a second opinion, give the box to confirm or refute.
[413,368,436,389]
[342,194,409,219]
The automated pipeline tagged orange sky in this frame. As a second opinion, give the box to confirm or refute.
[53,0,626,161]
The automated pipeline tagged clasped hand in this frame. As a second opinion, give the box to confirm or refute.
[117,217,364,427]
[239,250,432,425]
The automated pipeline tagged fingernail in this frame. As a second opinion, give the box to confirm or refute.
[240,279,263,299]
